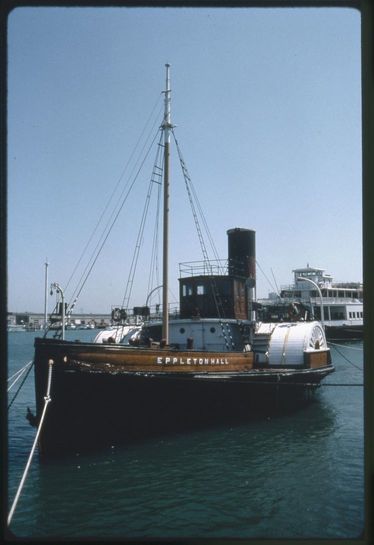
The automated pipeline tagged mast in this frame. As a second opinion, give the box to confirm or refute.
[162,63,172,344]
[44,259,49,329]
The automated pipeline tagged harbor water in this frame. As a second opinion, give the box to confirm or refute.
[7,330,364,539]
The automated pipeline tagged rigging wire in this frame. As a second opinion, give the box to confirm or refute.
[121,131,164,310]
[146,163,162,307]
[185,171,221,264]
[256,260,278,295]
[65,96,164,312]
[270,268,281,297]
[172,129,220,264]
[67,124,163,311]
[65,94,163,299]
[171,129,235,348]
[172,131,209,264]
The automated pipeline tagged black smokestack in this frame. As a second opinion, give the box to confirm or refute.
[227,228,256,288]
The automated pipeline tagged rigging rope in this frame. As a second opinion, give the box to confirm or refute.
[270,268,281,297]
[256,260,278,295]
[146,171,162,307]
[65,96,164,312]
[68,126,163,312]
[8,360,53,526]
[172,129,237,348]
[172,129,220,263]
[121,131,164,310]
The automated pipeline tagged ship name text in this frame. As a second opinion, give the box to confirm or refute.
[156,356,229,366]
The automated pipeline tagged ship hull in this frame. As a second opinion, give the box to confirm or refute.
[325,324,363,341]
[33,337,333,459]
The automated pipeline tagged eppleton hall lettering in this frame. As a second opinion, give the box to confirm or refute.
[156,356,229,366]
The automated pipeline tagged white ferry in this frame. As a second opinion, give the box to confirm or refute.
[258,266,363,341]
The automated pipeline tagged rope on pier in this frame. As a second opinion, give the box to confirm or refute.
[7,359,54,527]
[7,360,34,392]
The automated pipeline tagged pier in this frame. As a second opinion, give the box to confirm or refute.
[7,311,111,330]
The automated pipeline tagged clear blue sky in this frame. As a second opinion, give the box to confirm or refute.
[7,6,362,314]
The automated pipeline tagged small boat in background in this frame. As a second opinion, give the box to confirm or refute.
[7,324,26,332]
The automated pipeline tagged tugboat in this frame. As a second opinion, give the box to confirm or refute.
[32,66,334,459]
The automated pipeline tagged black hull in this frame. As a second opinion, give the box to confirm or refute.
[34,359,333,460]
[325,324,363,342]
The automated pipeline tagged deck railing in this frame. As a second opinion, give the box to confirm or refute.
[179,259,229,278]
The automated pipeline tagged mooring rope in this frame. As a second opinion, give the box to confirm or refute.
[7,360,34,392]
[329,341,363,351]
[8,359,54,526]
[7,362,34,411]
[329,343,363,371]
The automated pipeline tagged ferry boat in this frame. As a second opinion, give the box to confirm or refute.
[257,266,363,341]
[32,66,334,459]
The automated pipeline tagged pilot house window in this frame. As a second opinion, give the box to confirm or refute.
[182,284,193,297]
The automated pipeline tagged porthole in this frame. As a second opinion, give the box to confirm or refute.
[180,328,185,334]
[210,327,216,333]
